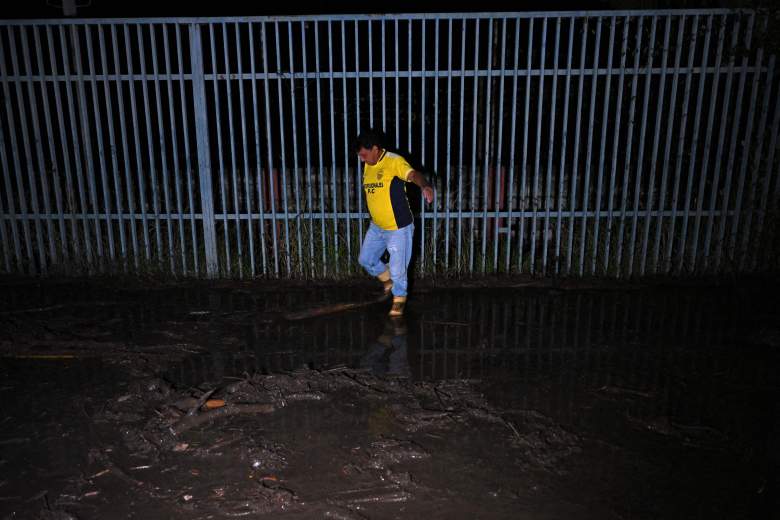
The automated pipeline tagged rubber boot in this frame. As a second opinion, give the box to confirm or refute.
[389,296,406,317]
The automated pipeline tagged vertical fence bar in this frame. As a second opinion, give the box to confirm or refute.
[469,19,480,274]
[492,19,508,272]
[445,18,453,271]
[250,22,269,276]
[0,167,9,271]
[701,17,741,271]
[394,19,399,148]
[506,18,516,273]
[381,20,386,132]
[237,22,255,277]
[638,16,670,276]
[519,18,533,273]
[433,19,440,272]
[368,21,373,127]
[223,22,243,277]
[457,19,467,272]
[343,20,352,273]
[738,53,773,270]
[18,26,54,272]
[566,17,586,274]
[189,22,218,277]
[137,24,164,264]
[419,18,426,273]
[604,16,629,275]
[668,15,702,273]
[176,24,199,274]
[112,25,140,269]
[61,24,93,267]
[555,18,574,275]
[162,25,186,273]
[299,20,314,277]
[150,24,176,274]
[208,24,230,275]
[578,17,602,276]
[71,25,104,270]
[87,24,114,266]
[98,25,127,270]
[480,18,494,274]
[313,22,327,275]
[355,20,362,250]
[626,16,657,278]
[289,21,303,276]
[0,26,39,275]
[233,23,256,278]
[750,55,779,271]
[531,17,546,274]
[125,24,152,265]
[274,21,292,276]
[407,19,412,158]
[652,15,685,273]
[615,16,644,276]
[34,25,67,267]
[720,13,757,270]
[0,39,23,267]
[261,21,281,276]
[687,16,724,273]
[327,21,339,274]
[591,17,614,275]
[542,18,560,275]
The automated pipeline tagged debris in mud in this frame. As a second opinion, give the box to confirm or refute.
[48,366,587,517]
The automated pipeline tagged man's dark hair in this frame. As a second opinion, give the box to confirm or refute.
[354,127,385,152]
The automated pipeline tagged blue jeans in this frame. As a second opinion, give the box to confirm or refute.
[358,223,414,297]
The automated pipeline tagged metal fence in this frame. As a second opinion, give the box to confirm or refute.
[1,10,778,279]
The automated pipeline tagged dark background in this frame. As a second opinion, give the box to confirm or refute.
[2,0,758,20]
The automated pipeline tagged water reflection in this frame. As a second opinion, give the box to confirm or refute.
[359,316,410,378]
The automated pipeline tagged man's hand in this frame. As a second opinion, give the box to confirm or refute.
[407,170,434,204]
[422,186,434,204]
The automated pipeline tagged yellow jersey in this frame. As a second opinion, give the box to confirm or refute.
[362,150,415,230]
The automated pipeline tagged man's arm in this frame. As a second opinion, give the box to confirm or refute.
[406,170,434,204]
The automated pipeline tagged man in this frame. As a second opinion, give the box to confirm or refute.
[355,128,434,316]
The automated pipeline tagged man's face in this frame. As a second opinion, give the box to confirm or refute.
[357,145,382,165]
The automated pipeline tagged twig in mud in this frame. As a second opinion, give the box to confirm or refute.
[596,385,654,399]
[88,469,110,479]
[0,437,30,445]
[501,417,523,440]
[339,372,388,394]
[171,403,275,436]
[187,389,216,416]
[283,294,388,321]
[91,451,144,488]
[206,435,242,453]
[325,485,411,506]
[0,301,121,315]
[420,320,471,327]
[25,489,48,503]
[432,387,454,412]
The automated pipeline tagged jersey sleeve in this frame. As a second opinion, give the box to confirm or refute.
[393,156,415,181]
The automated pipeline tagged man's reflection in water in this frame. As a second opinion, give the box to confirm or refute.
[360,316,410,378]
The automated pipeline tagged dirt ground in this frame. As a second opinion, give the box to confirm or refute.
[0,276,778,519]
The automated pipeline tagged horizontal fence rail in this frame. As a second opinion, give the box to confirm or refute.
[1,10,779,278]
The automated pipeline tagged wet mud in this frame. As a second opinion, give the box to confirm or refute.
[0,278,778,519]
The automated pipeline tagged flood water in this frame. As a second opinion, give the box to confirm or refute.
[1,278,777,519]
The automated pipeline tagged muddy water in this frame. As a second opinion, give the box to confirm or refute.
[0,279,777,519]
